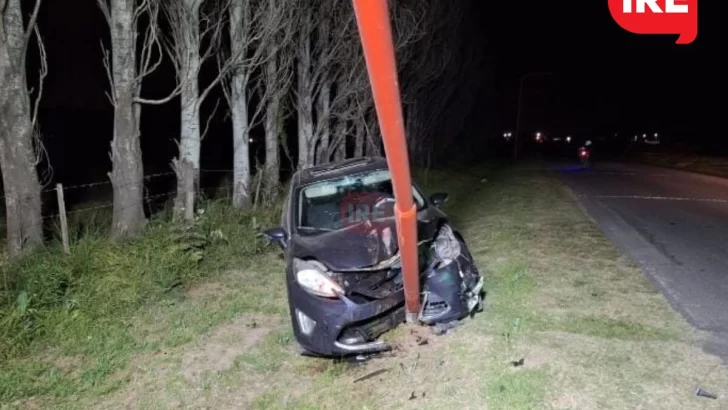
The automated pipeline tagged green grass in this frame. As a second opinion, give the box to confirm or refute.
[0,197,282,404]
[2,164,728,409]
[635,151,728,178]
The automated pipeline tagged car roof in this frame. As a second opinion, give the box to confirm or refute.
[292,156,390,187]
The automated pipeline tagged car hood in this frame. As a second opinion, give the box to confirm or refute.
[292,221,400,271]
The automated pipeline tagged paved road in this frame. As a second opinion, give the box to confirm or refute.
[554,161,728,362]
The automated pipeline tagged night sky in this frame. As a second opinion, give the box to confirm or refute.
[487,1,719,141]
[30,0,723,189]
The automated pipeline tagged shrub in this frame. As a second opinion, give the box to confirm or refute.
[0,197,282,360]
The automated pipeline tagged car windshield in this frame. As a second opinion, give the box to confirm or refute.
[297,169,426,232]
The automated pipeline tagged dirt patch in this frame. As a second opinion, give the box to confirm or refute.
[91,315,274,410]
[550,392,597,409]
[391,324,439,352]
[186,281,228,300]
[39,348,82,377]
[515,345,554,370]
[181,316,271,383]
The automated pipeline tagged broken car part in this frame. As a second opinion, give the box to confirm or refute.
[695,387,718,399]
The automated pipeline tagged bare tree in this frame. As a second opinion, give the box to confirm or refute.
[294,0,352,169]
[98,0,184,238]
[261,0,294,202]
[0,0,45,257]
[221,0,279,209]
[320,18,374,164]
[161,0,229,219]
[294,2,314,169]
[391,0,466,164]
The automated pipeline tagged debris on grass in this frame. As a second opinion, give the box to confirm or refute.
[408,391,426,400]
[353,368,389,383]
[432,320,460,335]
[695,387,717,399]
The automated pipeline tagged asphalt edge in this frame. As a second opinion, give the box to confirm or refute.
[554,174,728,365]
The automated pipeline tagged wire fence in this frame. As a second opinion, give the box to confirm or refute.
[0,169,241,233]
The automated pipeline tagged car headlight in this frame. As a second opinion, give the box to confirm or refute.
[294,259,344,298]
[432,224,461,263]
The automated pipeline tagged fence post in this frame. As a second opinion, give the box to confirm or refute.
[56,183,70,254]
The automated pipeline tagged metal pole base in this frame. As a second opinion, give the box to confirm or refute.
[405,311,419,324]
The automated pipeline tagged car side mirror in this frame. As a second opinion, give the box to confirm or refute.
[263,227,289,250]
[430,192,449,207]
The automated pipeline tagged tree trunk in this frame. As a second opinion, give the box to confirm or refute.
[313,13,330,166]
[365,112,382,157]
[108,0,146,239]
[229,0,251,209]
[173,2,202,219]
[296,8,314,170]
[263,48,280,202]
[0,0,44,257]
[405,103,420,163]
[354,120,365,158]
[332,120,346,162]
[314,80,330,165]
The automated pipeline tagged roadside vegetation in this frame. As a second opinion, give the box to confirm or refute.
[2,165,727,409]
[632,151,728,178]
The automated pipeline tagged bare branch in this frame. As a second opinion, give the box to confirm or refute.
[133,0,150,21]
[200,97,220,141]
[21,0,41,60]
[156,0,230,108]
[15,0,42,91]
[96,0,111,26]
[134,94,180,105]
[198,0,231,67]
[100,40,116,106]
[30,24,46,132]
[136,0,163,81]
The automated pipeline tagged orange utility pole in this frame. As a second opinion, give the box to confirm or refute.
[351,0,420,322]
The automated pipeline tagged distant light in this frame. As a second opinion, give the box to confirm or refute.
[642,134,647,139]
[249,138,254,143]
[536,132,542,137]
[654,133,658,137]
[566,136,572,143]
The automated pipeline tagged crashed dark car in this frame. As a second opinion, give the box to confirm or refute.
[263,157,484,357]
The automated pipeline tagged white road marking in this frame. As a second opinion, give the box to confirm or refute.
[568,171,671,177]
[590,195,728,203]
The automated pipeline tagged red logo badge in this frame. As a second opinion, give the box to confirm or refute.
[608,0,697,44]
[340,192,396,235]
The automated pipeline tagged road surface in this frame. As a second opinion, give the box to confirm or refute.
[555,161,728,362]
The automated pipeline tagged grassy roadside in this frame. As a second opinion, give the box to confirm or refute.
[632,151,728,178]
[2,164,728,409]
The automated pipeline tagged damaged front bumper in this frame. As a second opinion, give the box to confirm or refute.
[419,228,484,325]
[289,228,483,357]
[288,273,406,356]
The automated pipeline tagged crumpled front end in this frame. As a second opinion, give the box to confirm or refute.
[288,224,483,357]
[419,224,484,325]
[288,256,407,357]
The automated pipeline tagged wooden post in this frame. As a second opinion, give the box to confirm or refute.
[56,183,70,254]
